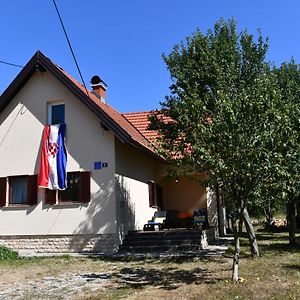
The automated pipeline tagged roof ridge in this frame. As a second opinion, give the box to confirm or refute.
[123,110,156,115]
[0,50,165,162]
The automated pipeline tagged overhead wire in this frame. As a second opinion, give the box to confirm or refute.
[52,0,89,96]
[0,60,23,68]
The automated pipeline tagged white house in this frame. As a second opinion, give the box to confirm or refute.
[0,51,219,255]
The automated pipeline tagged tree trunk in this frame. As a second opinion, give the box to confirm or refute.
[238,217,243,234]
[287,197,297,245]
[231,219,240,282]
[296,200,300,229]
[264,199,274,228]
[242,207,259,257]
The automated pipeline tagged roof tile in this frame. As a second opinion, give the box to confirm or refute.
[53,64,155,153]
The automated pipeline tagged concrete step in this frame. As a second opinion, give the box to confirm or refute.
[127,229,202,238]
[118,228,211,255]
[118,244,202,253]
[118,229,207,254]
[126,232,202,241]
[122,238,201,247]
[125,235,201,243]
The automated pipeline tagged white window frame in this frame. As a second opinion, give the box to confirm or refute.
[47,102,65,125]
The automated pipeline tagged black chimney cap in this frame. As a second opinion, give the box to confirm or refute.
[90,75,107,87]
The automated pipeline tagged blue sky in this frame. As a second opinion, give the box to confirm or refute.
[1,0,300,112]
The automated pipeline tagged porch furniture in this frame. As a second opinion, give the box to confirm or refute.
[187,208,209,230]
[163,210,193,229]
[143,211,166,231]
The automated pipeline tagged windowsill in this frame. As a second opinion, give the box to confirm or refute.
[3,204,33,209]
[51,201,88,207]
[59,201,81,205]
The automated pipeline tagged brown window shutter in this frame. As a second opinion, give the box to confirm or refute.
[148,181,155,207]
[80,171,91,203]
[0,177,7,207]
[27,175,38,205]
[155,184,162,208]
[45,189,57,205]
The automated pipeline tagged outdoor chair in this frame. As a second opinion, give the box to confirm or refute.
[143,211,166,231]
[187,208,209,230]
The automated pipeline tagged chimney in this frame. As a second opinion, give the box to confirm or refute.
[90,75,107,103]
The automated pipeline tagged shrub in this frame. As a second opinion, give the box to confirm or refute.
[0,245,18,260]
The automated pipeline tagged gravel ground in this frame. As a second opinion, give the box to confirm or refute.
[0,272,111,299]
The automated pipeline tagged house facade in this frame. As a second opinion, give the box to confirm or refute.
[0,51,219,255]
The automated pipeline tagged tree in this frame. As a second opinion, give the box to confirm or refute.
[150,19,287,281]
[247,180,286,228]
[274,61,300,245]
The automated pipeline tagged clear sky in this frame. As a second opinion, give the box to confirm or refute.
[1,0,300,113]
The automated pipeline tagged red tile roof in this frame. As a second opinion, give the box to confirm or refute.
[123,111,159,144]
[54,64,154,152]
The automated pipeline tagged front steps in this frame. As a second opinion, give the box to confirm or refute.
[118,229,208,255]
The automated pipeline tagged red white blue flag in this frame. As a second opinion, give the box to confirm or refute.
[38,124,67,190]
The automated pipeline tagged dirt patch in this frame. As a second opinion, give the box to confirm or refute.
[0,272,111,299]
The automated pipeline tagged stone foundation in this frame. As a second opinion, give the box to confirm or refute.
[0,234,119,256]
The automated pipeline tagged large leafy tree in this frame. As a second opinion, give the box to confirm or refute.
[274,61,300,245]
[150,19,287,281]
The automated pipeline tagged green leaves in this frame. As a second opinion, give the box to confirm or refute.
[150,18,300,217]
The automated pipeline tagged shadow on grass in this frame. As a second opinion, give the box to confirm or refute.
[283,264,300,272]
[112,266,219,290]
[259,242,300,254]
[256,234,290,242]
[91,255,222,265]
[225,230,300,258]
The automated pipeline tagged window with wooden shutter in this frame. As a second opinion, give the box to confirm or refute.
[9,176,28,205]
[80,171,91,203]
[0,175,38,206]
[0,177,7,207]
[44,171,91,205]
[58,172,80,202]
[27,175,38,205]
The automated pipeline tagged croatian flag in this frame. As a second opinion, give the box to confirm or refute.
[38,124,67,190]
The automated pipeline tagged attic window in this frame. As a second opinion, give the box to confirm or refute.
[48,103,65,125]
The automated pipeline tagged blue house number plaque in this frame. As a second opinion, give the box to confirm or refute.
[94,162,108,170]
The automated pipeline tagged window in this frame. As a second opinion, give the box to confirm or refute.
[0,175,38,207]
[10,176,28,204]
[148,181,163,209]
[45,171,90,204]
[59,172,80,202]
[148,181,156,207]
[48,103,65,125]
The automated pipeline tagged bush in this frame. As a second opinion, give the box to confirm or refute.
[0,245,18,260]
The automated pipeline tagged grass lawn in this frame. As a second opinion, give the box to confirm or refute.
[0,230,299,299]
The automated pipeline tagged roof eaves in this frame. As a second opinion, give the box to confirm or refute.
[36,52,131,143]
[128,138,166,163]
[0,52,38,113]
